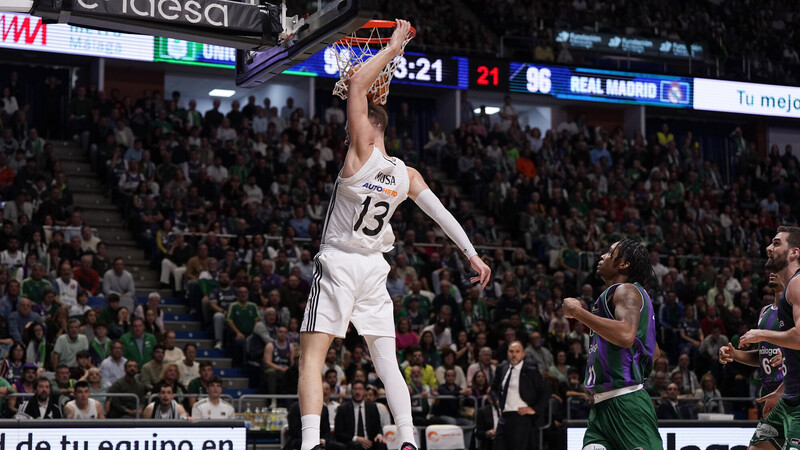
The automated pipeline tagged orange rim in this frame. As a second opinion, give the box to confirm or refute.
[337,20,416,45]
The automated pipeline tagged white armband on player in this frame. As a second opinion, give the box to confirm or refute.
[414,189,478,259]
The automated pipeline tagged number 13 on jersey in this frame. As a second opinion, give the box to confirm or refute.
[354,196,389,237]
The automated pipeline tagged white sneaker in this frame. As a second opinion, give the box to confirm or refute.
[214,341,223,350]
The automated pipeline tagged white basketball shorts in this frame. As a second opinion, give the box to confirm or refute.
[301,244,395,338]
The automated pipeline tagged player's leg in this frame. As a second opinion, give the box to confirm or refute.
[356,253,417,448]
[750,439,783,450]
[364,334,417,448]
[582,403,613,450]
[298,250,355,450]
[298,331,335,450]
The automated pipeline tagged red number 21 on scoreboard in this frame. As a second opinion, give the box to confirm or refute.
[476,65,499,86]
[470,61,508,91]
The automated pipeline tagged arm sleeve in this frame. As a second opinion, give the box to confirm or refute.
[414,189,477,259]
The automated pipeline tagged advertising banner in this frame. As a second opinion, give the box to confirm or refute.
[70,0,263,34]
[694,77,800,118]
[555,29,704,60]
[0,12,154,60]
[0,426,246,450]
[154,37,235,67]
[568,426,752,450]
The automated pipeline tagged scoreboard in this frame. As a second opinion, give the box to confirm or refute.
[153,36,693,109]
[470,60,692,108]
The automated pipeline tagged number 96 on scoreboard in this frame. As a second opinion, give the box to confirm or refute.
[508,62,553,95]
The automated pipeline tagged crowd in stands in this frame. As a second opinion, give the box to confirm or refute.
[0,72,246,421]
[1,61,799,445]
[37,76,797,438]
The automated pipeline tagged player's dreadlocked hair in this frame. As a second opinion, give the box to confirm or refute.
[612,239,656,289]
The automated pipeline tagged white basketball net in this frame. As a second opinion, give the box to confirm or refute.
[331,26,413,105]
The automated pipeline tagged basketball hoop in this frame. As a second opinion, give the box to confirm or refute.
[331,20,416,105]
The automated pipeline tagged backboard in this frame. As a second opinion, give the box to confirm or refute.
[235,0,374,87]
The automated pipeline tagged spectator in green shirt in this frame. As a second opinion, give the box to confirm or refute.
[227,286,259,366]
[120,317,158,368]
[22,264,50,304]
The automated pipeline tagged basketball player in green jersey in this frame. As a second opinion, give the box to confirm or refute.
[739,226,800,449]
[563,239,663,450]
[720,272,786,449]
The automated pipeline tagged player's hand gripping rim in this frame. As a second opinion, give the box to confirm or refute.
[388,19,412,53]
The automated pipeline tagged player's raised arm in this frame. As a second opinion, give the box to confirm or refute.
[345,20,412,161]
[407,167,491,288]
[563,283,643,348]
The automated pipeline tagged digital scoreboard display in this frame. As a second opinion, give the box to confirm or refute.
[507,63,692,108]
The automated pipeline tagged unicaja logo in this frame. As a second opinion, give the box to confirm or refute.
[427,431,439,443]
[556,31,569,42]
[166,39,188,59]
[608,36,621,48]
[384,431,396,443]
[660,41,672,52]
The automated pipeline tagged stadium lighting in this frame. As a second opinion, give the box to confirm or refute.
[208,89,236,97]
[474,106,500,114]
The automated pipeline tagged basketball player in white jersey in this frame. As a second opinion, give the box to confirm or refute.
[63,381,105,419]
[298,20,491,450]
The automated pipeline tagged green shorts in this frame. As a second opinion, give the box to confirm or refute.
[750,384,785,449]
[750,398,800,449]
[583,389,663,450]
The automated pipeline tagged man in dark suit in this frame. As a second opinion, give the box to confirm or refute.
[490,341,548,450]
[18,377,62,419]
[656,382,696,420]
[474,403,499,450]
[334,380,387,450]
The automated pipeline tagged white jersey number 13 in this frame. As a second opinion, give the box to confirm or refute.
[354,196,390,236]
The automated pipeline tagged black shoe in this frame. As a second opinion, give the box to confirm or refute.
[400,443,418,450]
